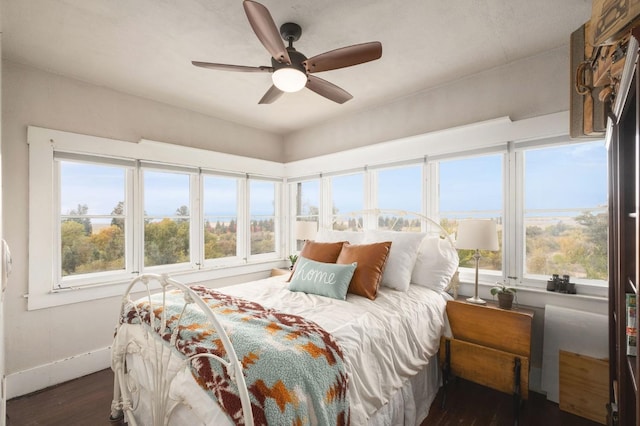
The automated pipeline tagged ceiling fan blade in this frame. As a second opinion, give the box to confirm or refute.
[258,85,284,104]
[306,75,353,104]
[243,0,292,65]
[304,42,382,73]
[192,61,273,73]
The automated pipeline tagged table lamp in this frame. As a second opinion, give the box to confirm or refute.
[295,221,317,242]
[455,219,499,305]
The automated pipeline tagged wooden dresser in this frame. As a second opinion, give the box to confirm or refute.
[440,299,534,421]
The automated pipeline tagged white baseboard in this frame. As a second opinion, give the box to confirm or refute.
[6,346,111,399]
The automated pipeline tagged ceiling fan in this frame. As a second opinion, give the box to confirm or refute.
[192,0,382,104]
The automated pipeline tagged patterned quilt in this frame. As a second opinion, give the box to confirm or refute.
[121,285,350,426]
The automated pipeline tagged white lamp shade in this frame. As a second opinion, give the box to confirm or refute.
[455,219,499,251]
[272,68,307,92]
[295,221,317,241]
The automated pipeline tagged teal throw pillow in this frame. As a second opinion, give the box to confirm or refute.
[288,256,357,300]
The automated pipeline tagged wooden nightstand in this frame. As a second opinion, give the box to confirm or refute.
[270,268,291,277]
[440,299,534,423]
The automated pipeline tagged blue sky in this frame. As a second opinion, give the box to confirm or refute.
[60,140,607,218]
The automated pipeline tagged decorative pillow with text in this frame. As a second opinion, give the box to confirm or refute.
[288,256,357,300]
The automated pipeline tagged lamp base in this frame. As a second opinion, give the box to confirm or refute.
[466,296,487,305]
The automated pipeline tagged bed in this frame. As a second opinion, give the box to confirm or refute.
[110,210,459,425]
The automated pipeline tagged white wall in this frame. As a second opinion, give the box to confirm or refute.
[283,46,569,162]
[1,60,282,392]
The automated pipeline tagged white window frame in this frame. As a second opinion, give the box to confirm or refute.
[511,137,608,294]
[54,153,136,289]
[288,177,322,253]
[139,163,199,274]
[429,147,507,286]
[247,177,282,262]
[28,126,285,310]
[199,171,245,268]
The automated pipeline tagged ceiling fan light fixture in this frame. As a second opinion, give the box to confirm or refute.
[272,67,307,92]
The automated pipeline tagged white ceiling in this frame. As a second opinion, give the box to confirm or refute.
[2,0,592,136]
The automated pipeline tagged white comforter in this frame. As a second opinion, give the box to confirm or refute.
[116,274,449,425]
[219,275,448,425]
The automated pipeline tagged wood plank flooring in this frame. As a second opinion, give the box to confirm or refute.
[6,369,602,425]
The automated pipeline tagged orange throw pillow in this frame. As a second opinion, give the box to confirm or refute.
[336,241,392,300]
[288,240,347,281]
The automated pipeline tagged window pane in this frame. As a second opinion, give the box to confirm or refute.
[377,165,422,230]
[144,170,190,267]
[524,142,608,280]
[250,180,276,255]
[377,165,422,211]
[439,155,503,271]
[293,180,320,250]
[203,176,238,260]
[295,181,320,218]
[59,161,126,276]
[331,173,363,230]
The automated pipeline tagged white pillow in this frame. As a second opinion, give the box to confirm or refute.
[363,230,426,292]
[411,236,459,292]
[315,229,365,245]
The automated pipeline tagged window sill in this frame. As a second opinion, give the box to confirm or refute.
[456,278,608,314]
[27,260,288,311]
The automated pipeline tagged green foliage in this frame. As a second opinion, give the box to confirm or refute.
[490,283,517,296]
[525,212,608,280]
[61,220,124,276]
[250,219,276,255]
[110,201,125,230]
[204,219,237,259]
[144,218,190,266]
[443,213,608,280]
[67,204,92,235]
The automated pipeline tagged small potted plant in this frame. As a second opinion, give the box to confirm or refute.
[490,283,517,310]
[288,254,298,270]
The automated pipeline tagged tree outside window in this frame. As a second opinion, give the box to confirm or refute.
[59,161,126,276]
[143,170,191,267]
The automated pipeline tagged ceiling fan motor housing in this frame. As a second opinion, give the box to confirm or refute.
[272,49,307,74]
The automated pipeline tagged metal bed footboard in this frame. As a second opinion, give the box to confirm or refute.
[109,273,253,426]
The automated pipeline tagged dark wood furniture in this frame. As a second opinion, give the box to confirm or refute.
[607,27,640,426]
[440,299,534,424]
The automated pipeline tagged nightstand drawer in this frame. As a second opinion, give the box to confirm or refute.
[446,299,532,357]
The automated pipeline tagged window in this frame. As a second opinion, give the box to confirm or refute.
[58,159,130,279]
[438,154,504,273]
[203,175,239,262]
[249,179,278,256]
[143,169,192,268]
[522,141,608,282]
[29,127,285,310]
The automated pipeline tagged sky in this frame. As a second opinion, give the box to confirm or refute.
[60,140,607,219]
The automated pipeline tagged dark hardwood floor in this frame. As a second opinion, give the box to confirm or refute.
[6,369,601,425]
[423,377,601,426]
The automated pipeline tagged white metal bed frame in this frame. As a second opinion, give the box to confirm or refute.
[109,273,254,426]
[109,209,457,425]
